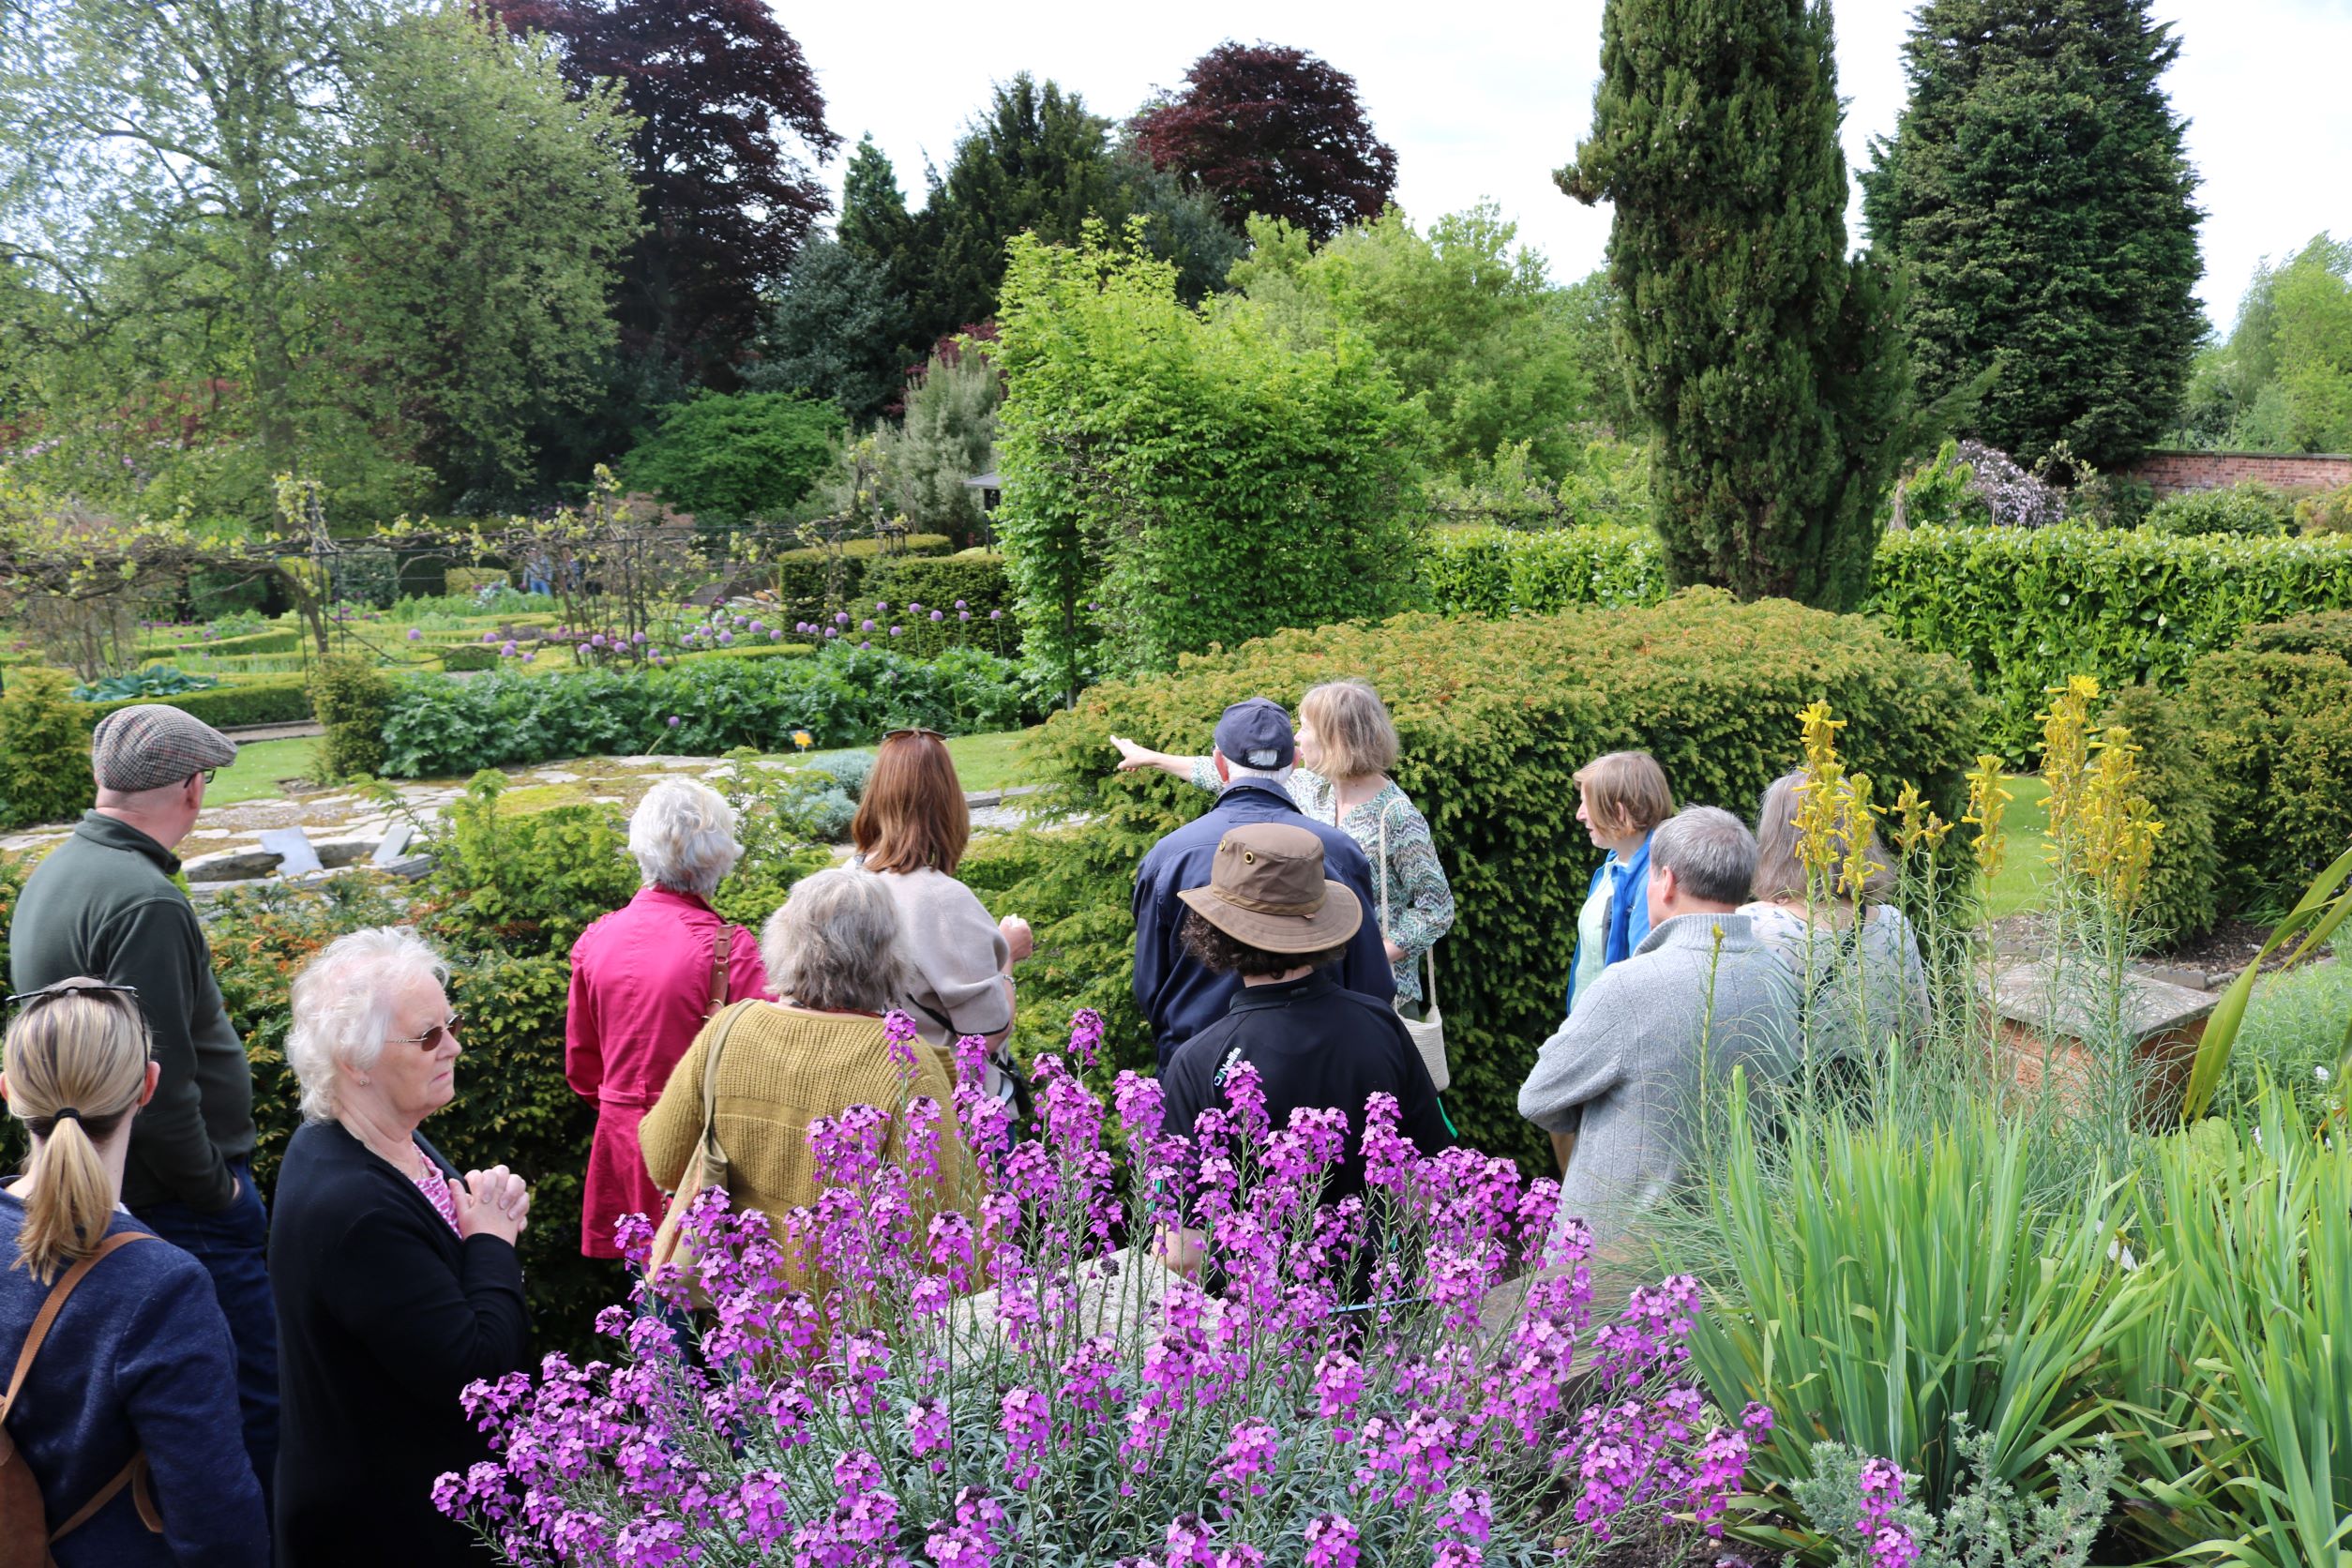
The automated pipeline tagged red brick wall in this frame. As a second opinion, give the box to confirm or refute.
[2127,449,2352,497]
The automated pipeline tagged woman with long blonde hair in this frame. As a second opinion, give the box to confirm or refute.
[0,978,266,1564]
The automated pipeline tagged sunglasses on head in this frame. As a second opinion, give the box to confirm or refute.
[881,727,945,745]
[5,982,140,1014]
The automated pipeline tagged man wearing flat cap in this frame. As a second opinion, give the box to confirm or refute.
[9,702,276,1498]
[1132,697,1395,1070]
[1158,822,1450,1208]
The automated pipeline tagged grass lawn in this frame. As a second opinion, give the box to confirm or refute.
[209,736,321,806]
[796,728,1033,794]
[1982,775,2051,921]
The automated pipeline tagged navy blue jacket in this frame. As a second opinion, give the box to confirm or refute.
[1133,778,1395,1069]
[0,1194,267,1567]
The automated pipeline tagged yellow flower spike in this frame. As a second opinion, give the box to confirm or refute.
[2039,675,2102,865]
[1835,773,1885,899]
[1962,753,2013,882]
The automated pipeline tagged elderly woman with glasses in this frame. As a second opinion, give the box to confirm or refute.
[567,779,769,1261]
[268,927,533,1568]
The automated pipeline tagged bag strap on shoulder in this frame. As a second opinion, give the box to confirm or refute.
[706,925,733,1016]
[2,1230,153,1421]
[696,1000,756,1148]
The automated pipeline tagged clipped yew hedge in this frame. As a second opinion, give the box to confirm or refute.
[993,591,1983,1171]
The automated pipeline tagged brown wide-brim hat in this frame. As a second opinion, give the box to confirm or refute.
[1177,821,1363,953]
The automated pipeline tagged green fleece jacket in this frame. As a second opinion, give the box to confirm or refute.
[9,812,254,1212]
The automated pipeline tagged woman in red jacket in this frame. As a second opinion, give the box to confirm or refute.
[565,779,770,1259]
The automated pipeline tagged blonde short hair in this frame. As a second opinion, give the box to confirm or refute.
[1574,751,1675,835]
[1300,680,1399,780]
[629,779,743,898]
[760,869,906,1014]
[287,927,448,1123]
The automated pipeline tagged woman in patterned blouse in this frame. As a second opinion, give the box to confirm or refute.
[1112,679,1456,1012]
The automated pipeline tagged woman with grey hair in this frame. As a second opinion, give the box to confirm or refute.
[566,778,770,1260]
[639,869,970,1287]
[268,927,533,1566]
[1739,771,1931,1066]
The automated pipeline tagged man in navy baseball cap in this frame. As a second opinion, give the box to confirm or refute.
[1130,696,1392,1069]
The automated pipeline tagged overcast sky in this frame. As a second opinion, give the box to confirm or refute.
[786,0,2352,327]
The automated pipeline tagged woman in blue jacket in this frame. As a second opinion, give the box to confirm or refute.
[0,978,266,1566]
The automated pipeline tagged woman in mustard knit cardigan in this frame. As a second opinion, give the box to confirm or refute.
[639,869,971,1274]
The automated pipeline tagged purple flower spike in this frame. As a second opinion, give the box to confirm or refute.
[889,626,902,637]
[667,715,681,728]
[930,610,944,622]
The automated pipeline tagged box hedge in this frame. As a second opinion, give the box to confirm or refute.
[766,535,952,621]
[80,674,313,728]
[991,591,1983,1171]
[1423,524,2352,757]
[168,626,306,657]
[2096,684,2220,942]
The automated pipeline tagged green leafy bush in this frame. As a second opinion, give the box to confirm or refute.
[0,670,93,828]
[1417,524,1669,618]
[994,228,1425,697]
[438,643,500,672]
[2234,606,2352,657]
[991,591,1982,1166]
[2143,480,2299,538]
[79,673,312,728]
[380,644,1029,776]
[1871,526,2352,753]
[619,390,846,523]
[2096,684,2219,942]
[861,551,1021,652]
[70,664,220,702]
[2182,638,2352,917]
[2298,483,2352,535]
[1689,1108,2153,1527]
[309,655,392,780]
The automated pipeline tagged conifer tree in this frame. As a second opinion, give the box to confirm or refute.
[1862,0,2202,469]
[1560,0,1907,611]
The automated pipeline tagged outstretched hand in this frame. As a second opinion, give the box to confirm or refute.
[1108,735,1156,772]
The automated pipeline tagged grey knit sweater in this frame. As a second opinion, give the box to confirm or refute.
[1517,912,1798,1252]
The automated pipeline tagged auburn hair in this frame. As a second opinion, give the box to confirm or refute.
[852,731,972,875]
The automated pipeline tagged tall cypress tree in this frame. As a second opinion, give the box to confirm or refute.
[1560,0,1908,612]
[1862,0,2202,470]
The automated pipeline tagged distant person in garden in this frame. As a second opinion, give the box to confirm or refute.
[1740,772,1931,1069]
[5,702,279,1501]
[1156,822,1451,1214]
[271,927,534,1568]
[639,869,970,1289]
[851,729,1033,1099]
[1112,678,1456,1017]
[1518,807,1796,1254]
[565,779,771,1261]
[0,979,269,1567]
[1127,698,1394,1070]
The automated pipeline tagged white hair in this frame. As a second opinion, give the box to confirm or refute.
[761,868,907,1014]
[286,927,448,1123]
[1218,753,1296,787]
[628,778,743,898]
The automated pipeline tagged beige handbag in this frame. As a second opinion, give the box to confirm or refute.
[645,997,757,1300]
[1378,804,1449,1093]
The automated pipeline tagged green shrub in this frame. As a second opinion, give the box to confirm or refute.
[619,390,845,523]
[2096,685,2219,942]
[861,552,1021,651]
[2182,641,2352,918]
[1870,526,2352,754]
[766,535,954,621]
[380,644,1029,776]
[71,665,220,702]
[309,656,392,780]
[994,591,1982,1167]
[2234,606,2352,658]
[79,673,313,728]
[2298,483,2352,535]
[438,643,500,672]
[1417,524,1670,618]
[0,670,93,828]
[2143,480,2299,538]
[1689,1108,2154,1528]
[445,565,511,594]
[170,626,304,656]
[994,229,1425,696]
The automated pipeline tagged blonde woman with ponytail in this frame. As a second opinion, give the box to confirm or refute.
[0,979,266,1565]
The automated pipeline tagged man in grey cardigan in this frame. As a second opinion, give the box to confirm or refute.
[1518,806,1796,1255]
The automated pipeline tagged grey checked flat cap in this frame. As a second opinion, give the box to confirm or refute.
[90,704,238,793]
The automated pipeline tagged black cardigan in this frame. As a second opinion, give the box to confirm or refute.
[269,1120,531,1567]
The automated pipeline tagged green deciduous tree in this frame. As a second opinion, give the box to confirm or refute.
[619,390,844,522]
[1560,0,1909,611]
[1862,0,2203,471]
[994,225,1423,699]
[1230,202,1600,480]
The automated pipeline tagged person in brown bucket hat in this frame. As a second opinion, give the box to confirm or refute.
[1157,822,1450,1242]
